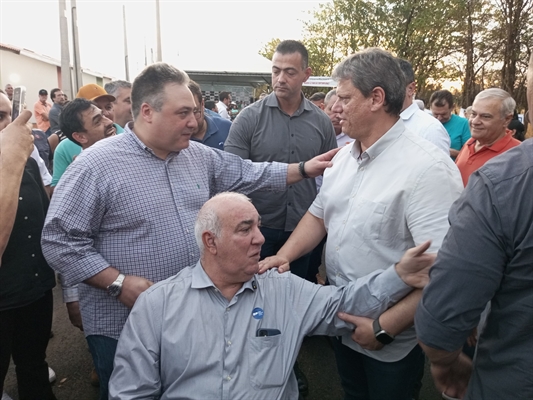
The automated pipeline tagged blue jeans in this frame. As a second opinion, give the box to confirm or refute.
[333,338,425,400]
[86,335,118,400]
[259,227,311,279]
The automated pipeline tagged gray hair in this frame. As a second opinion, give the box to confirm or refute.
[332,48,405,116]
[131,63,189,119]
[324,89,337,105]
[104,80,131,98]
[415,99,425,110]
[474,88,515,119]
[195,192,252,253]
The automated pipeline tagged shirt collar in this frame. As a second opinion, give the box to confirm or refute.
[191,261,257,293]
[352,118,404,161]
[203,114,218,140]
[468,130,516,153]
[124,122,179,160]
[400,102,418,121]
[264,92,311,117]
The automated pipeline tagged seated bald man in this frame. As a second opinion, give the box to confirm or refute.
[109,192,434,400]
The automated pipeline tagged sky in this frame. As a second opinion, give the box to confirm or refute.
[0,0,326,80]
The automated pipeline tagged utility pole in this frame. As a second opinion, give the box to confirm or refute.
[71,0,83,93]
[123,5,130,80]
[155,0,162,61]
[58,0,73,99]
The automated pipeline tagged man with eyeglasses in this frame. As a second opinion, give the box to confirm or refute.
[188,80,231,150]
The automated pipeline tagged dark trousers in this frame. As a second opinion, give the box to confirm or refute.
[260,227,311,279]
[0,290,56,400]
[333,337,425,400]
[86,335,118,400]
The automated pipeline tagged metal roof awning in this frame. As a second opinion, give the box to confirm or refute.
[185,70,271,88]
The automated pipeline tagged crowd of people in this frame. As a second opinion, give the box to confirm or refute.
[0,40,532,400]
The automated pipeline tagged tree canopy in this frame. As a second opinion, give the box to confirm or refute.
[259,0,533,110]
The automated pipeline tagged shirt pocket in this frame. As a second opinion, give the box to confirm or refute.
[248,334,286,389]
[350,199,386,247]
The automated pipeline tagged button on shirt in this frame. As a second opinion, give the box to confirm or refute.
[400,102,451,154]
[225,93,337,231]
[41,124,287,339]
[416,140,533,399]
[109,262,412,400]
[309,120,463,362]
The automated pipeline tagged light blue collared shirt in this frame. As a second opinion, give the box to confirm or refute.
[110,261,411,400]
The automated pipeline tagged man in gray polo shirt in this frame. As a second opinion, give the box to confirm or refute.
[225,41,336,394]
[225,40,336,281]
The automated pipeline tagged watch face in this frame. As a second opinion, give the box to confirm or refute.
[108,283,121,297]
[376,331,394,345]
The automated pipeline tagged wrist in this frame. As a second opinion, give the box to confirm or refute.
[298,161,310,179]
[373,317,395,345]
[107,273,126,297]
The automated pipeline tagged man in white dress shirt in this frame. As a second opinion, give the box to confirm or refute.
[260,48,463,400]
[398,59,450,154]
[216,91,232,121]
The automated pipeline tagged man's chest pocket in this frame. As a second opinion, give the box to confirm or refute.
[350,199,387,244]
[248,334,287,389]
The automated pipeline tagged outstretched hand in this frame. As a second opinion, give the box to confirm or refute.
[395,240,436,288]
[303,147,341,178]
[258,255,291,274]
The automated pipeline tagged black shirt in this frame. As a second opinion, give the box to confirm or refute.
[0,158,56,310]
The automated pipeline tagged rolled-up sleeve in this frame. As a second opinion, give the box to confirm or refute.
[415,171,507,351]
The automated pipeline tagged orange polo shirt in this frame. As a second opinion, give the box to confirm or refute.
[455,131,521,186]
[34,100,52,132]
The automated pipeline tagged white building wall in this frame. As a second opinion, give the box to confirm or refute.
[0,49,59,123]
[1,47,114,123]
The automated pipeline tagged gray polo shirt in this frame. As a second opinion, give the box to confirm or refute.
[415,139,533,399]
[225,93,337,231]
[49,102,63,134]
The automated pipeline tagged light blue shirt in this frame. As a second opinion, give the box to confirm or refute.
[110,261,411,400]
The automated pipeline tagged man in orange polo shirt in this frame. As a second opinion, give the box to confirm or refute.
[34,89,53,136]
[455,88,521,186]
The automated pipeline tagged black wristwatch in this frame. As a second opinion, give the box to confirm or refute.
[373,318,395,345]
[107,273,126,297]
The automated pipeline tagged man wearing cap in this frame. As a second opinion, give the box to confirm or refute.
[51,84,121,190]
[41,62,339,399]
[34,89,52,136]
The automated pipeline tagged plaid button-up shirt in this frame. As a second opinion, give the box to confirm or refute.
[42,124,287,339]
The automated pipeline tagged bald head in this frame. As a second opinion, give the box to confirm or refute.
[195,192,253,253]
